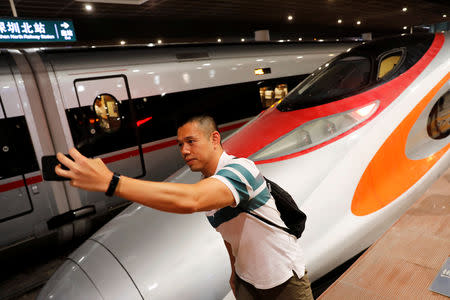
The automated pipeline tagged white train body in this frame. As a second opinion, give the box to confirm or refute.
[0,42,350,262]
[36,33,450,299]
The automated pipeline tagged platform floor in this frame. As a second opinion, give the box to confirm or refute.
[319,166,450,300]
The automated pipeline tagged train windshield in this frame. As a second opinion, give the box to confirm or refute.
[278,55,371,111]
[278,33,436,112]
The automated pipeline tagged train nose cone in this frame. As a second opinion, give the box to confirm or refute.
[38,167,231,300]
[37,260,103,300]
[37,239,141,300]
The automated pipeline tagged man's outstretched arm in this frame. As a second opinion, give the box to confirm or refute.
[55,148,235,214]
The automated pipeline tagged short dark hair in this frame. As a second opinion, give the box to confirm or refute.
[177,115,221,141]
[177,114,218,130]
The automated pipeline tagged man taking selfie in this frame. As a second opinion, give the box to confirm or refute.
[56,115,313,300]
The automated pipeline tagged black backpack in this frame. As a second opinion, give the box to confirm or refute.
[239,177,307,239]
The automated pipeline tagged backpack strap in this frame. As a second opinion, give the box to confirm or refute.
[239,207,291,235]
[231,157,293,236]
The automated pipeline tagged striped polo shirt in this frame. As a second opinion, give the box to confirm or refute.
[208,151,305,289]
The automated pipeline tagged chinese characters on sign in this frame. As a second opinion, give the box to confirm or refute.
[0,19,76,42]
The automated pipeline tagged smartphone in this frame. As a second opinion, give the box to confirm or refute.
[41,155,72,181]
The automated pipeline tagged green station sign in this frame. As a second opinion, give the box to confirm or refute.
[0,18,76,42]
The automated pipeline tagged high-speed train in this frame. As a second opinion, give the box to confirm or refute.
[0,41,352,263]
[37,32,449,299]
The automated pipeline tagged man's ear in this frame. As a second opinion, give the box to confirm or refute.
[211,131,221,147]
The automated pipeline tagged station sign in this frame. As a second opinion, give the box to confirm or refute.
[429,257,450,297]
[0,18,76,42]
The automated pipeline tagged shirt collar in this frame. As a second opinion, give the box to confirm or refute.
[213,151,233,176]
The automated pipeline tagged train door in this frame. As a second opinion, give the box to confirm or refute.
[72,75,145,178]
[0,56,43,246]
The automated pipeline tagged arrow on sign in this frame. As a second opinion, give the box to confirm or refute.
[61,22,70,29]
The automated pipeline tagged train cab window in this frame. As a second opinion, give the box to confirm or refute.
[93,94,121,133]
[259,84,288,108]
[427,91,450,139]
[377,50,404,80]
[278,56,371,111]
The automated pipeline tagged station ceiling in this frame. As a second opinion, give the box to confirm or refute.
[0,0,448,45]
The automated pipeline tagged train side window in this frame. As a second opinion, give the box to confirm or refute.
[93,94,121,133]
[377,49,404,80]
[0,116,39,180]
[427,91,450,139]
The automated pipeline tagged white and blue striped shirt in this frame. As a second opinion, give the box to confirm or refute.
[207,151,305,289]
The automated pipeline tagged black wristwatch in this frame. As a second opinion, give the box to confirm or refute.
[105,172,121,197]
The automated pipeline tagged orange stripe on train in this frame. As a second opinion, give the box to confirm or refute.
[352,73,450,216]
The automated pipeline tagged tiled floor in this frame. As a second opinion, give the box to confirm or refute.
[319,167,450,300]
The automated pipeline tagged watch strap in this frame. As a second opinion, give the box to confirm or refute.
[105,172,120,197]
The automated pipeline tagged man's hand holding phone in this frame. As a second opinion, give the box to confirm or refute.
[42,148,114,194]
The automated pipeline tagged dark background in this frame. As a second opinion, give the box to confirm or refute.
[0,0,448,46]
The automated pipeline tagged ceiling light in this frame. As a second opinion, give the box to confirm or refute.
[298,37,302,41]
[403,26,407,30]
[157,40,162,44]
[444,14,447,18]
[76,0,150,4]
[296,56,303,59]
[120,40,126,45]
[402,7,407,12]
[356,20,361,25]
[288,15,293,21]
[338,19,342,24]
[241,38,245,42]
[217,38,222,42]
[85,4,93,11]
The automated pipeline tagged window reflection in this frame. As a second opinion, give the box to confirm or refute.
[93,94,121,133]
[260,84,288,108]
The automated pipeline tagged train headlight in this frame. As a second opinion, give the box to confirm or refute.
[250,101,379,161]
